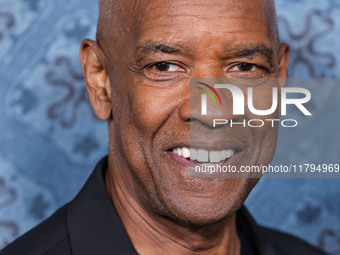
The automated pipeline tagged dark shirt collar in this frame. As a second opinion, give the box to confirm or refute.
[67,156,138,255]
[66,156,276,255]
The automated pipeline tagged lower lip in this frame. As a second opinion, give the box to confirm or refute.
[169,151,242,175]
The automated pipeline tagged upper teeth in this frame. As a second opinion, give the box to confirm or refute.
[172,147,234,163]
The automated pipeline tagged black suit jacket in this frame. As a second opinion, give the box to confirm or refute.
[0,157,328,255]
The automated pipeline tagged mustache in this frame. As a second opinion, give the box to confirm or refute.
[157,120,249,151]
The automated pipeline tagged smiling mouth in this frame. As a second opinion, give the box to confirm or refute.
[171,147,235,165]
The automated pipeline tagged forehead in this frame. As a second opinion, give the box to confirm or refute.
[115,0,272,53]
[136,0,267,23]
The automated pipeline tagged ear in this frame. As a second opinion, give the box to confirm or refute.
[80,39,112,120]
[277,43,290,80]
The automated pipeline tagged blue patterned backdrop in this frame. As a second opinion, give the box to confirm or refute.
[0,0,339,254]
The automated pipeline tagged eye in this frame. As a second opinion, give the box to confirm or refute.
[236,63,255,72]
[228,63,256,72]
[142,61,186,81]
[151,62,184,72]
[227,62,267,78]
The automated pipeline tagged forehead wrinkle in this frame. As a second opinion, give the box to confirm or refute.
[97,0,280,57]
[136,0,267,24]
[135,1,273,43]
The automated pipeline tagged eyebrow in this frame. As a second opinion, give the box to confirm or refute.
[134,41,274,67]
[229,43,274,67]
[134,41,190,62]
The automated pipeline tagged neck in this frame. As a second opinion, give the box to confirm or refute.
[105,153,241,255]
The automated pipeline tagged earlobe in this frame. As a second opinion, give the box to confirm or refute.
[80,39,112,120]
[278,43,290,80]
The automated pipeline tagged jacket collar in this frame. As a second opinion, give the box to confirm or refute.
[237,206,277,254]
[67,156,138,255]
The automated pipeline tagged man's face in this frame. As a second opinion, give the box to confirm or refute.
[102,0,287,224]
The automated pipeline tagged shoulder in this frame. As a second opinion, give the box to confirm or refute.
[260,225,328,255]
[0,204,72,255]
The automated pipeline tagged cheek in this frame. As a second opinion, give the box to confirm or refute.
[117,85,179,162]
[131,92,170,133]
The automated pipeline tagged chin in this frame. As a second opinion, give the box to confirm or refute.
[158,188,248,227]
[176,207,239,227]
